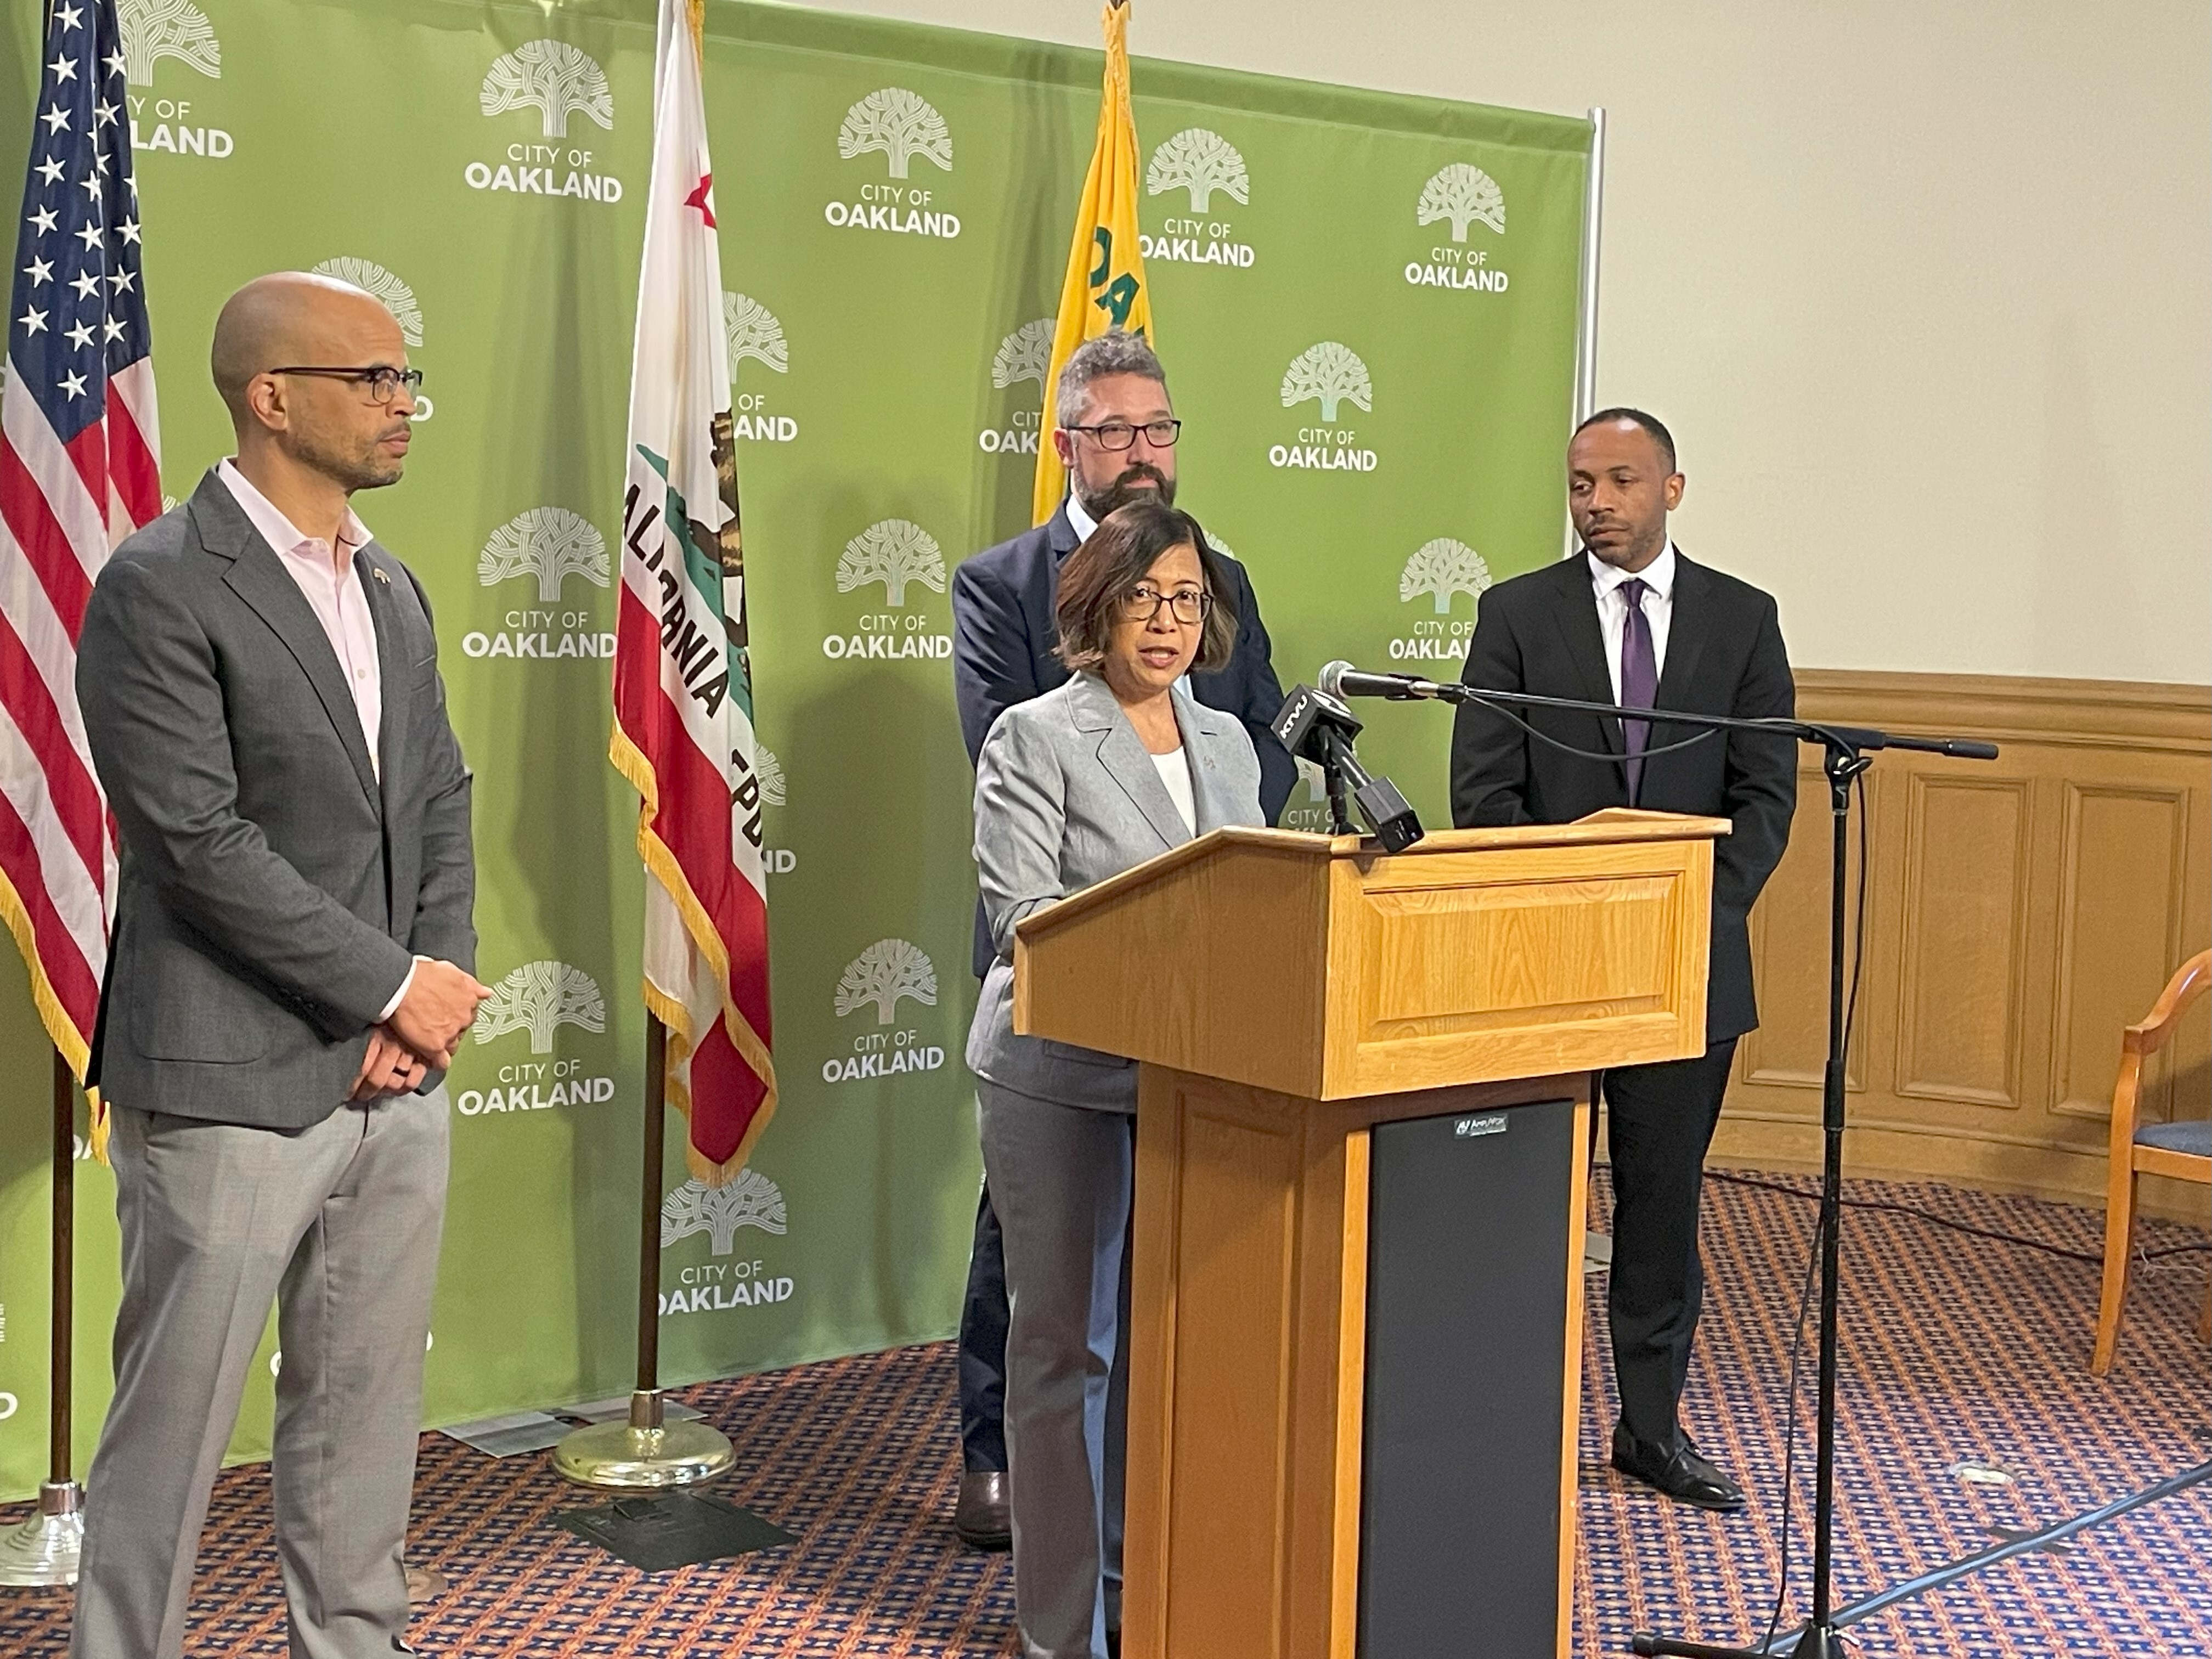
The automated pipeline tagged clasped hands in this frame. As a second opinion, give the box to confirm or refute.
[349,958,494,1103]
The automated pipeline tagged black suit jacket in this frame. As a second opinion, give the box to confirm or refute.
[953,501,1296,975]
[1449,549,1796,1042]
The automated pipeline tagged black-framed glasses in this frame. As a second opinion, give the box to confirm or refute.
[1064,418,1181,452]
[1120,584,1211,625]
[268,365,424,406]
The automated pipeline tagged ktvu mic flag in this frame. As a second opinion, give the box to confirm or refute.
[1,0,161,1140]
[611,0,776,1184]
[1031,0,1154,524]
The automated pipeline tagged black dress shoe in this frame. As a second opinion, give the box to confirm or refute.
[1610,1424,1748,1512]
[954,1468,1012,1550]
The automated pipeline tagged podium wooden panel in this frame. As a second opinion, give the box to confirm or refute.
[1015,815,1724,1659]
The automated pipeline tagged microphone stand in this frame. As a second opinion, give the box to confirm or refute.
[1417,678,1997,1659]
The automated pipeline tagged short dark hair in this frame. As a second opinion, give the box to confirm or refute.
[1575,406,1678,473]
[1054,500,1237,675]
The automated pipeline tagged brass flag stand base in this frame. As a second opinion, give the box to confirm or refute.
[2,1054,88,1588]
[554,1019,733,1492]
[0,1481,83,1587]
[554,1389,734,1489]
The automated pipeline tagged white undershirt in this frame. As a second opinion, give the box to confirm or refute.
[1151,746,1196,834]
[1586,540,1678,702]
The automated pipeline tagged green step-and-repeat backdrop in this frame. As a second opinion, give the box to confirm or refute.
[0,0,1590,1496]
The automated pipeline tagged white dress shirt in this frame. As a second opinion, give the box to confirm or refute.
[217,459,415,1023]
[1150,746,1197,834]
[1587,540,1678,702]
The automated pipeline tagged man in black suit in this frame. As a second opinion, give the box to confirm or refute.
[949,331,1295,1547]
[1450,408,1795,1512]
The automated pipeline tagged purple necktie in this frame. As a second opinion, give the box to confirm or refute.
[1618,577,1657,803]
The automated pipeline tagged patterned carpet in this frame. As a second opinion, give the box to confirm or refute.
[2,1173,2205,1657]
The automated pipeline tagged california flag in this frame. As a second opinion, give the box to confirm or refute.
[612,0,776,1184]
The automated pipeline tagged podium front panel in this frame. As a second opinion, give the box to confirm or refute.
[1360,1097,1578,1657]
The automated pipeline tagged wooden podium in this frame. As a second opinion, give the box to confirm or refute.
[1014,812,1726,1659]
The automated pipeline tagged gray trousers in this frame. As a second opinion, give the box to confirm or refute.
[72,1089,450,1659]
[977,1081,1133,1659]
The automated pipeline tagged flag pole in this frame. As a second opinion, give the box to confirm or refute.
[553,1013,735,1487]
[0,1050,88,1586]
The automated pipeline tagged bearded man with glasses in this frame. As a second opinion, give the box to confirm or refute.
[947,330,1294,1554]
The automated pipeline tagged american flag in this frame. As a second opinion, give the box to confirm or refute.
[1,0,160,1085]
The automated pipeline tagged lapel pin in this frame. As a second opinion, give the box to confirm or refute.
[371,567,391,585]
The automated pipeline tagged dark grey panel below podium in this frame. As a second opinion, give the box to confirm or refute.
[1359,1096,1576,1658]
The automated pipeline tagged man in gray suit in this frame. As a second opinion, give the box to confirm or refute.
[72,272,488,1659]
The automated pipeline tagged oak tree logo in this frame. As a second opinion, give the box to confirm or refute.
[118,0,222,86]
[1416,162,1506,241]
[311,258,424,348]
[1280,342,1374,422]
[474,960,607,1056]
[991,318,1054,390]
[1146,128,1249,212]
[836,518,946,608]
[755,745,787,810]
[723,292,788,377]
[834,938,938,1025]
[662,1169,788,1255]
[837,87,952,178]
[1399,538,1492,613]
[478,507,611,602]
[481,40,614,139]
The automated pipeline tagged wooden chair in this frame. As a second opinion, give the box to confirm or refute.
[2091,949,2211,1375]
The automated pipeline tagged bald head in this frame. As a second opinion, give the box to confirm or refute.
[211,272,400,421]
[212,272,415,503]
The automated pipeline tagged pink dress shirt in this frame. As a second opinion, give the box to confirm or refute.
[216,459,415,1022]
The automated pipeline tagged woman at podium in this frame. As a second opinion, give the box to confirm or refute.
[963,500,1265,1659]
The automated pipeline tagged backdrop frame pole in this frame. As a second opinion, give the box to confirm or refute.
[1564,105,1606,564]
[0,1049,87,1587]
[553,1012,734,1488]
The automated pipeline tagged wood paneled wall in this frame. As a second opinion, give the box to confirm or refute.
[1713,673,2211,1222]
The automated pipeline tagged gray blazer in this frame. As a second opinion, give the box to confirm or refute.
[77,469,476,1128]
[965,670,1264,1112]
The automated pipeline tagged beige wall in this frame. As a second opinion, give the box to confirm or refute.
[806,0,2212,684]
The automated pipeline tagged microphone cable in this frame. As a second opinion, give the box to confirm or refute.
[1450,684,1745,772]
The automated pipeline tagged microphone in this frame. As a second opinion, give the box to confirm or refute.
[1317,660,1451,702]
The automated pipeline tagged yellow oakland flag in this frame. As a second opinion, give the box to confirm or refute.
[1031,0,1154,526]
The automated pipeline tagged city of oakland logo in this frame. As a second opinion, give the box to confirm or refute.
[753,743,796,878]
[824,87,960,240]
[825,938,946,1084]
[823,518,952,661]
[119,0,233,160]
[1405,162,1511,295]
[1269,343,1378,473]
[1142,128,1255,270]
[979,317,1052,458]
[456,960,615,1117]
[659,1170,794,1314]
[464,40,622,204]
[310,257,422,348]
[1389,537,1491,664]
[723,292,798,444]
[463,507,616,663]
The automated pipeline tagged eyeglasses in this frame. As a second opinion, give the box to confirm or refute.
[1120,585,1211,625]
[267,365,425,406]
[1064,419,1182,452]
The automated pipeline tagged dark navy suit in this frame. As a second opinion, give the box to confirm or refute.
[950,500,1294,1470]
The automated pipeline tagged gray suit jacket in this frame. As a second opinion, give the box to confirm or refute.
[78,469,476,1128]
[965,671,1263,1112]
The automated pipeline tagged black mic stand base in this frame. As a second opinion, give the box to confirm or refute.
[1633,1623,1855,1659]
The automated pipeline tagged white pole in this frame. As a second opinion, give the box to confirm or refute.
[1565,106,1606,559]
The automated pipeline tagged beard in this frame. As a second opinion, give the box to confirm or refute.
[294,420,408,493]
[1074,460,1175,521]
